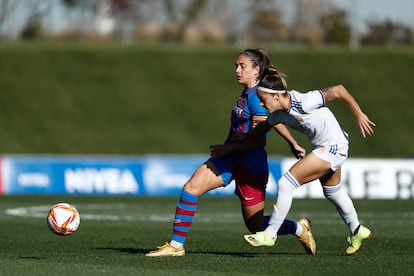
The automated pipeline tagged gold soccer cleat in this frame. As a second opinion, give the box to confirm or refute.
[297,218,317,255]
[145,242,185,257]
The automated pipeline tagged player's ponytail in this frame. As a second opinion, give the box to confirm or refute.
[241,48,288,88]
[260,66,288,91]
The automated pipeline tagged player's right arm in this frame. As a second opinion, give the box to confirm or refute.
[321,84,376,138]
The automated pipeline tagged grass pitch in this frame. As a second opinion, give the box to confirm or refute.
[1,44,414,157]
[0,195,412,275]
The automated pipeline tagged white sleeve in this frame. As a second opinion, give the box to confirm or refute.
[301,90,325,113]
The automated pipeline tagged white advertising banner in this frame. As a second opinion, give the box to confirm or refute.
[282,158,414,199]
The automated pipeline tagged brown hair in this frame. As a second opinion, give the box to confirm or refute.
[241,48,287,86]
[259,67,288,90]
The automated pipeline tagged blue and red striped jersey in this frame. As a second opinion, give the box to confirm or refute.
[226,85,269,175]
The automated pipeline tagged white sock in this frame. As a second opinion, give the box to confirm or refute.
[295,222,303,236]
[323,184,360,234]
[170,240,183,248]
[266,172,300,238]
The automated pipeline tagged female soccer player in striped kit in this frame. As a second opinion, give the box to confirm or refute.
[242,68,375,255]
[146,49,316,257]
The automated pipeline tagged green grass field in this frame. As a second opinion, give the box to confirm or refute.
[0,43,413,275]
[1,195,412,275]
[0,43,413,157]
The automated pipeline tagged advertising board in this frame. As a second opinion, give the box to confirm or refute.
[0,155,412,199]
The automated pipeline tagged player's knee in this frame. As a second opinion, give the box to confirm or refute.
[183,177,209,196]
[278,172,300,193]
[183,181,200,196]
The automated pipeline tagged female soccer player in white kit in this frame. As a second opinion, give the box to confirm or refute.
[242,68,376,255]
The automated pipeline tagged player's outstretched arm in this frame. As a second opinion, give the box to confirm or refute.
[209,135,266,159]
[210,121,272,159]
[234,120,273,141]
[321,84,376,138]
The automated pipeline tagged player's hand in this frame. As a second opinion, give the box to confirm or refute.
[356,113,376,138]
[291,144,306,159]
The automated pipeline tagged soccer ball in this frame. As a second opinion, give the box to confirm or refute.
[47,203,80,236]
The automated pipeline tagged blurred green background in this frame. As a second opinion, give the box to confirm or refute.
[0,43,413,157]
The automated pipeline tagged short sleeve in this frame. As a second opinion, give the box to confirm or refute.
[301,90,325,113]
[248,92,268,116]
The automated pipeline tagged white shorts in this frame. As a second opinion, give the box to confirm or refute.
[312,144,348,171]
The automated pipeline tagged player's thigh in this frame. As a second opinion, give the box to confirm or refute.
[235,168,267,229]
[289,153,331,185]
[319,167,342,186]
[183,161,224,196]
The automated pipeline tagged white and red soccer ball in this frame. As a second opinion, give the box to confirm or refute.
[47,203,80,236]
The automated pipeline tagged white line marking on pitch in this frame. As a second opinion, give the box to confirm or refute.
[5,205,413,224]
[4,204,243,223]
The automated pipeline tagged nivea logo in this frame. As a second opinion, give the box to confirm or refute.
[17,173,50,188]
[64,168,138,194]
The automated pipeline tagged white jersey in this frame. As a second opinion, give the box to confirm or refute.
[267,89,349,148]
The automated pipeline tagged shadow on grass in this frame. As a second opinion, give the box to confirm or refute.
[93,247,305,257]
[94,247,147,254]
[15,256,48,260]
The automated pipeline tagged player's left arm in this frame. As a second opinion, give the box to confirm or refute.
[321,84,376,138]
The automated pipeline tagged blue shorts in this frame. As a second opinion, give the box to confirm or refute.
[209,154,234,185]
[210,155,268,206]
